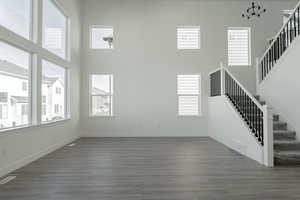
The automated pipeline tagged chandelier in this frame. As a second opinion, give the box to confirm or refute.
[242,1,267,19]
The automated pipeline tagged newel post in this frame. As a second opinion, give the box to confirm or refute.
[220,62,225,96]
[256,57,261,96]
[263,105,274,167]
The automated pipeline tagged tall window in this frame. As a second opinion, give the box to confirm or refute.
[0,0,31,39]
[228,27,251,66]
[90,74,113,116]
[42,60,66,122]
[177,27,200,49]
[90,26,114,49]
[177,75,200,116]
[43,0,67,59]
[0,41,30,129]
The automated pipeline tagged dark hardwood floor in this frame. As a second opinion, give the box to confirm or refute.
[1,137,300,200]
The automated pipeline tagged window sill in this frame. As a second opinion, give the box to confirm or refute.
[177,114,203,118]
[41,118,71,126]
[89,115,115,119]
[0,118,71,136]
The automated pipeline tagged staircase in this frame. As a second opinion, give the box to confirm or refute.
[209,1,300,167]
[254,95,300,165]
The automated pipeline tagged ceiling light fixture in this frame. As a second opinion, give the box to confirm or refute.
[242,1,267,19]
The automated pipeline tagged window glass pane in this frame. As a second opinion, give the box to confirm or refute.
[177,27,200,49]
[0,41,30,129]
[178,96,199,116]
[92,75,111,94]
[0,0,31,39]
[92,96,112,116]
[43,0,67,58]
[91,27,114,49]
[228,28,251,66]
[177,74,200,116]
[91,74,113,116]
[177,75,200,95]
[42,60,65,122]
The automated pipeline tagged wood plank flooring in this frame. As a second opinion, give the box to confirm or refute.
[1,137,300,200]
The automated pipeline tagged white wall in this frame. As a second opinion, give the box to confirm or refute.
[0,0,81,178]
[80,0,297,137]
[260,37,300,141]
[208,96,264,164]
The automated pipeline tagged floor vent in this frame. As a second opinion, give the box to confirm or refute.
[0,176,16,185]
[68,143,77,147]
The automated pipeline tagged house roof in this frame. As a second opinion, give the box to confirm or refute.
[0,60,28,79]
[44,77,58,85]
[43,77,64,87]
[11,96,28,103]
[92,87,109,95]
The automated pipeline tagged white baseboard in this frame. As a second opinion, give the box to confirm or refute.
[0,135,79,178]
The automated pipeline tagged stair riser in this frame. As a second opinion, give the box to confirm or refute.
[273,115,279,121]
[274,143,300,151]
[275,157,300,165]
[274,133,296,140]
[273,123,287,130]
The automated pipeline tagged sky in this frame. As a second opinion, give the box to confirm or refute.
[92,75,113,93]
[0,0,30,39]
[0,42,30,69]
[42,60,65,81]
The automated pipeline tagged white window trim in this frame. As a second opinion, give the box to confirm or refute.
[177,26,201,50]
[89,25,114,50]
[177,74,202,117]
[88,74,114,117]
[227,27,252,67]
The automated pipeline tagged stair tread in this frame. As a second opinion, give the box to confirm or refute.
[273,130,295,134]
[275,151,300,157]
[274,140,300,145]
[273,130,296,139]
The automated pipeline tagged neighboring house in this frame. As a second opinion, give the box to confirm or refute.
[91,87,110,115]
[42,76,65,122]
[0,60,29,128]
[0,60,64,128]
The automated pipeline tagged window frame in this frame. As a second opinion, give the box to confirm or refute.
[227,27,252,67]
[89,74,114,117]
[89,25,114,50]
[177,74,201,117]
[177,26,201,50]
